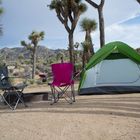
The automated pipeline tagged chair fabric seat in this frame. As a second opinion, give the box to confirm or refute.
[1,83,27,90]
[49,62,75,104]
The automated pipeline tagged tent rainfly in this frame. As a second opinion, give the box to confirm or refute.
[79,41,140,95]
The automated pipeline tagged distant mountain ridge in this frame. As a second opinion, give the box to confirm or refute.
[0,46,139,63]
[0,46,68,61]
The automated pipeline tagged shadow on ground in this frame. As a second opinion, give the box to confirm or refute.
[0,92,140,119]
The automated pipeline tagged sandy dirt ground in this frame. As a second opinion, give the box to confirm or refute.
[0,85,140,140]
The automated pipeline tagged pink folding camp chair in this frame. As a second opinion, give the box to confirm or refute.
[48,63,75,104]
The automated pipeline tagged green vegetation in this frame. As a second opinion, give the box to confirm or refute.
[80,18,97,68]
[0,46,83,85]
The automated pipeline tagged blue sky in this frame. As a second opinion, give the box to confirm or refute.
[0,0,140,50]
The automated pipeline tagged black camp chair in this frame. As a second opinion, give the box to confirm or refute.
[0,66,27,110]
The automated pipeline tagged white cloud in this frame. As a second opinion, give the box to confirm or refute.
[75,13,140,52]
[82,0,140,26]
[1,0,140,49]
[105,24,140,49]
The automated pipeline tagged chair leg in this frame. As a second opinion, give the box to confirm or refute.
[61,86,73,104]
[50,86,57,105]
[12,90,28,110]
[50,85,75,105]
[2,89,27,110]
[22,95,28,107]
[16,90,28,107]
[71,85,75,102]
[1,94,14,110]
[63,93,73,104]
[13,96,20,110]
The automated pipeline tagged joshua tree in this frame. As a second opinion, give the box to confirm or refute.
[80,18,97,55]
[74,42,80,63]
[0,0,3,14]
[0,0,3,35]
[21,31,45,79]
[85,0,105,48]
[81,41,91,68]
[49,0,87,63]
[56,52,64,63]
[136,0,140,4]
[18,54,24,64]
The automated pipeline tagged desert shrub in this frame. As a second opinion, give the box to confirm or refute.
[35,69,40,75]
[28,79,35,85]
[13,71,20,77]
[75,62,82,72]
[24,60,31,65]
[9,69,14,74]
[36,80,43,85]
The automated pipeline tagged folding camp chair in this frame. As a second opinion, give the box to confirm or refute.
[0,65,27,110]
[48,62,75,105]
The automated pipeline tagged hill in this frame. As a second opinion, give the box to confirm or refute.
[0,46,69,63]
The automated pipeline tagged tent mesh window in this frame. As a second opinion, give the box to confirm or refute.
[105,53,128,60]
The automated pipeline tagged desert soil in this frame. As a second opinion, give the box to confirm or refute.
[0,85,140,140]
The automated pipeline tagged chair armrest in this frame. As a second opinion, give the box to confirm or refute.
[9,73,30,79]
[73,70,82,80]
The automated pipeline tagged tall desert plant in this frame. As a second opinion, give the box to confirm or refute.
[136,0,140,4]
[81,41,91,68]
[21,31,45,79]
[80,18,97,55]
[85,0,105,48]
[48,0,87,63]
[0,0,3,35]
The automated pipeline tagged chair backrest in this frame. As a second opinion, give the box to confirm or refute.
[51,63,74,84]
[0,66,11,88]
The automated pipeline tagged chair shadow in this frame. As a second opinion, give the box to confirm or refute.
[0,92,140,119]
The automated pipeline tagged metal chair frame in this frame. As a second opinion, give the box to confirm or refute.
[50,84,75,105]
[0,66,27,110]
[49,63,75,105]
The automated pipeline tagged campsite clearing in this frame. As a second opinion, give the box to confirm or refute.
[0,89,140,140]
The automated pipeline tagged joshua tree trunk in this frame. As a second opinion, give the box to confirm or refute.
[49,0,87,64]
[32,48,36,79]
[85,0,105,48]
[136,0,140,4]
[85,31,94,54]
[68,32,74,63]
[98,7,105,47]
[82,53,86,69]
[89,36,94,54]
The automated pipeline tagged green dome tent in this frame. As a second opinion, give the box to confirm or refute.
[79,41,140,94]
